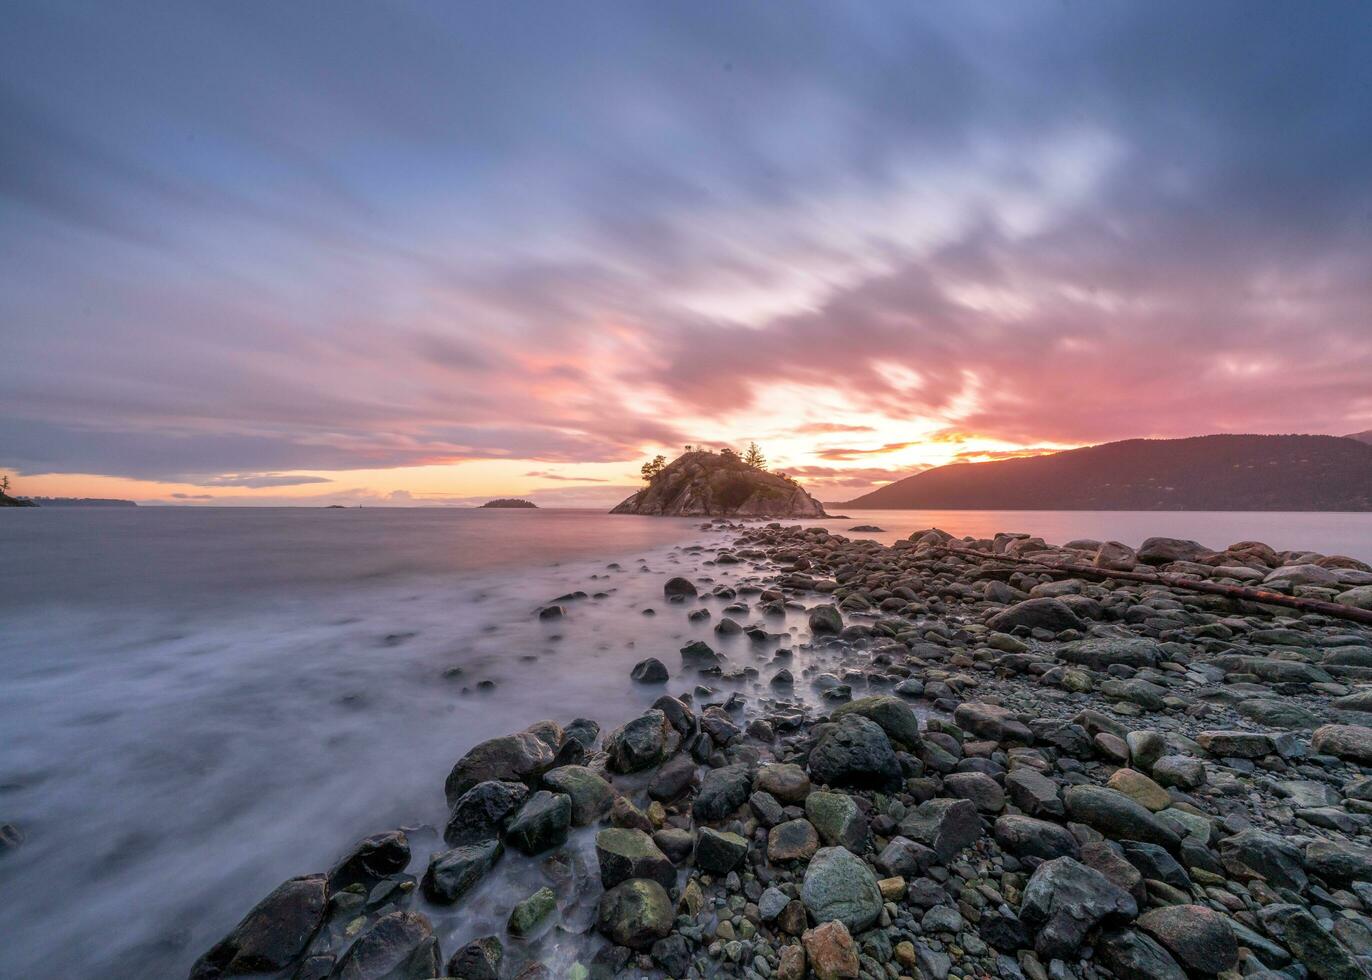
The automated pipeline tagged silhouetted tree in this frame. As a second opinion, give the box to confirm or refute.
[641,455,667,481]
[743,442,767,470]
[0,474,9,494]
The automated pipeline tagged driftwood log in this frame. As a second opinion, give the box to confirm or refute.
[929,546,1372,627]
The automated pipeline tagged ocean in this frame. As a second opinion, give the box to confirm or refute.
[2,505,1370,976]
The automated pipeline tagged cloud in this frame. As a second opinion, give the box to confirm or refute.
[1,3,1370,494]
[170,492,214,500]
[199,474,333,488]
[523,470,610,483]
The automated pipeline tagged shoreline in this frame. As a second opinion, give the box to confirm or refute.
[192,523,1372,979]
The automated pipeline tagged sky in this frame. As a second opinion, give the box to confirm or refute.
[2,2,1371,507]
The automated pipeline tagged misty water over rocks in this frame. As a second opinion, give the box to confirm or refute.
[3,507,1372,978]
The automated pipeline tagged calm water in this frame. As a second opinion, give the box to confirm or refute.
[2,505,1370,977]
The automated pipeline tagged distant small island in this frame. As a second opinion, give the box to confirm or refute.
[480,498,538,509]
[23,497,138,508]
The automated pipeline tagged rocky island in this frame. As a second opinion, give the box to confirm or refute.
[482,499,539,509]
[192,520,1372,980]
[613,450,826,518]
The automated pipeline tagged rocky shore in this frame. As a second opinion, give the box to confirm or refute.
[192,525,1372,980]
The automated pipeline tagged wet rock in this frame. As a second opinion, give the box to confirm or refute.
[444,780,530,846]
[445,936,502,980]
[807,714,901,789]
[692,763,752,821]
[801,846,883,933]
[328,831,411,892]
[1137,904,1238,974]
[504,791,571,855]
[595,828,676,890]
[421,839,502,904]
[679,640,722,671]
[1019,856,1137,959]
[899,798,984,862]
[663,576,697,598]
[596,879,673,950]
[647,753,698,803]
[1063,785,1180,848]
[332,911,441,980]
[986,597,1082,633]
[831,695,922,750]
[507,886,557,938]
[1137,536,1212,565]
[809,604,843,634]
[695,827,749,874]
[802,920,860,979]
[190,874,327,979]
[445,729,557,804]
[604,709,672,774]
[541,766,613,826]
[630,658,669,683]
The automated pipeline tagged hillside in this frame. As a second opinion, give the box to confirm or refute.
[612,450,826,517]
[842,434,1372,511]
[1347,430,1372,446]
[480,498,537,508]
[0,492,39,508]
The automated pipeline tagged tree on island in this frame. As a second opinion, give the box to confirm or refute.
[743,442,767,470]
[0,474,9,494]
[641,455,667,482]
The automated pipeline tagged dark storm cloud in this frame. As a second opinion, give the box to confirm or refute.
[2,2,1370,486]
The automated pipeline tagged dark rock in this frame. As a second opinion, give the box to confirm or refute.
[767,819,820,863]
[630,658,669,683]
[1005,767,1063,818]
[331,911,441,980]
[541,766,613,826]
[664,576,697,598]
[596,879,674,950]
[604,710,672,774]
[695,827,749,874]
[504,791,571,855]
[953,702,1033,745]
[1095,927,1187,980]
[986,597,1082,634]
[421,839,502,904]
[1020,856,1137,960]
[328,831,410,892]
[647,754,698,803]
[805,791,867,851]
[1137,904,1238,974]
[1063,785,1180,848]
[1304,839,1372,887]
[443,780,529,846]
[445,729,557,805]
[445,936,502,980]
[807,714,901,789]
[1218,828,1308,891]
[755,762,811,804]
[692,763,753,821]
[898,798,983,861]
[190,875,327,979]
[1059,636,1161,670]
[993,815,1080,861]
[595,828,676,890]
[1283,909,1368,980]
[831,695,922,750]
[809,604,843,633]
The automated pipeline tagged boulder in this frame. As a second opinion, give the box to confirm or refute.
[809,604,843,634]
[767,819,820,863]
[443,781,529,846]
[832,695,922,750]
[898,798,984,861]
[1304,839,1372,887]
[332,911,441,980]
[1137,905,1238,974]
[801,920,860,980]
[693,763,753,822]
[805,791,867,851]
[1197,730,1275,758]
[993,815,1080,861]
[596,879,674,950]
[596,828,676,890]
[1063,785,1180,848]
[1020,856,1137,959]
[1217,828,1308,891]
[807,714,901,789]
[504,791,571,855]
[663,576,697,598]
[421,839,502,904]
[953,702,1033,745]
[506,887,557,938]
[1137,537,1213,565]
[190,875,328,979]
[1005,767,1063,818]
[328,831,410,892]
[1313,724,1372,764]
[445,936,502,980]
[630,658,669,683]
[695,827,749,874]
[801,846,884,933]
[1059,637,1161,671]
[755,762,811,804]
[445,729,557,805]
[986,597,1082,634]
[1095,927,1187,980]
[604,710,672,773]
[943,771,1005,813]
[541,766,613,826]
